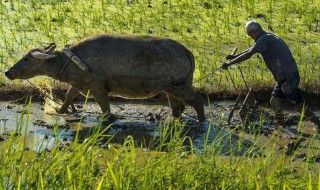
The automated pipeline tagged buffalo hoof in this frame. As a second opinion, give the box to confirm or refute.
[99,114,118,126]
[57,107,68,114]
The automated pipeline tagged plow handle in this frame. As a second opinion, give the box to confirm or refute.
[226,47,240,124]
[231,47,238,57]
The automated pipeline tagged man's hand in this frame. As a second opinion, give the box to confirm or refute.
[221,62,230,69]
[225,54,237,60]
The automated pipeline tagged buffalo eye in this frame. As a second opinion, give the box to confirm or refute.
[23,57,29,62]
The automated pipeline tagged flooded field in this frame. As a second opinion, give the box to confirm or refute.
[0,99,319,159]
[0,97,320,190]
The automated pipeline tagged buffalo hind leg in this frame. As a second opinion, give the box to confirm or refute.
[167,95,185,119]
[90,85,112,120]
[58,86,80,113]
[169,88,205,122]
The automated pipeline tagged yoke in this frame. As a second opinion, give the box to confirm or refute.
[63,46,89,72]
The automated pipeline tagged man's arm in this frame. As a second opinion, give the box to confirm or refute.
[226,47,253,60]
[222,47,257,69]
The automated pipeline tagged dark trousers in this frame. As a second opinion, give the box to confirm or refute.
[271,71,303,104]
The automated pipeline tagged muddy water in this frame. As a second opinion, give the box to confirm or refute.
[0,100,320,159]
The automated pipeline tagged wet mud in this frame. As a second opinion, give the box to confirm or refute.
[0,97,320,162]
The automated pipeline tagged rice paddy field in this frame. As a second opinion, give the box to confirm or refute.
[1,0,320,93]
[0,0,320,189]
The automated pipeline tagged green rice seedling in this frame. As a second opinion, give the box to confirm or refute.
[3,0,319,93]
[0,103,320,189]
[1,1,320,187]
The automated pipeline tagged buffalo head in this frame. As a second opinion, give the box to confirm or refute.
[5,43,57,80]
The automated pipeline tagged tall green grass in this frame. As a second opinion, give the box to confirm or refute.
[0,100,319,189]
[1,113,320,189]
[0,0,319,94]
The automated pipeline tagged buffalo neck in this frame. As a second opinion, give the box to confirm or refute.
[43,51,83,83]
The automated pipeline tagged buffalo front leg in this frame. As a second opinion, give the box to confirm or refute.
[90,86,111,119]
[167,95,185,119]
[168,88,205,122]
[58,86,80,113]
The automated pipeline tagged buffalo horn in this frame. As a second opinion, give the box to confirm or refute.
[44,43,57,54]
[31,51,57,60]
[44,43,56,50]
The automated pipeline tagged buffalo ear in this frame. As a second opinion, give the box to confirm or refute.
[44,43,56,54]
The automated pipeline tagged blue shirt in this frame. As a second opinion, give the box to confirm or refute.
[253,30,298,82]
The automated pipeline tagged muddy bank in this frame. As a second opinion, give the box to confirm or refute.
[1,85,320,106]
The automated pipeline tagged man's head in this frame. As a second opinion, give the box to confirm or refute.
[245,20,262,40]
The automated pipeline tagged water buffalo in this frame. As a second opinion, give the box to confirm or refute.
[5,34,205,122]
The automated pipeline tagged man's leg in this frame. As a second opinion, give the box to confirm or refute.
[270,96,285,125]
[282,72,320,128]
[271,82,286,126]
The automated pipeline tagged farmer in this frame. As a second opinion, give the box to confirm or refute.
[222,20,320,128]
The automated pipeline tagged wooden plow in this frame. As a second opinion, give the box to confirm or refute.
[225,48,257,125]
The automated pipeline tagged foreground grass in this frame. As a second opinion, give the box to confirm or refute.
[0,0,319,94]
[1,118,320,189]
